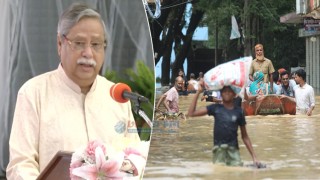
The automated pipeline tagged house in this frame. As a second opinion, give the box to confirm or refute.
[280,0,320,92]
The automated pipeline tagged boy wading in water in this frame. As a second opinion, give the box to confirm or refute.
[188,83,261,167]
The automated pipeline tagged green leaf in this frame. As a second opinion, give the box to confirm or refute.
[104,61,155,141]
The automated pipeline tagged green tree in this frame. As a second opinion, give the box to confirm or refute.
[150,0,304,84]
[197,0,304,70]
[149,0,205,85]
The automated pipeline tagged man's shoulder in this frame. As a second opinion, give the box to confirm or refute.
[289,79,296,85]
[207,103,222,110]
[19,69,58,92]
[207,104,244,116]
[264,57,272,62]
[165,87,178,96]
[252,59,258,63]
[289,81,297,90]
[168,86,177,92]
[97,75,114,87]
[234,106,244,113]
[305,83,315,90]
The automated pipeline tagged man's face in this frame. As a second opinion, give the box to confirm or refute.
[294,74,302,84]
[221,87,235,102]
[281,74,289,86]
[255,47,264,59]
[58,17,105,86]
[178,71,184,77]
[175,79,184,90]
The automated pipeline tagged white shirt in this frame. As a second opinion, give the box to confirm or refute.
[188,79,198,90]
[294,83,315,112]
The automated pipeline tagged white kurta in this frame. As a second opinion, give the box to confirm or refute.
[294,83,315,114]
[7,65,142,179]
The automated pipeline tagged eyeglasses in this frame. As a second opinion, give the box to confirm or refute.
[63,34,106,52]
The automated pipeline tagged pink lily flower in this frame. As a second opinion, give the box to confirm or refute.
[71,147,124,180]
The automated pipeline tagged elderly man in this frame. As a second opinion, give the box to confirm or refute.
[7,3,145,179]
[293,69,315,116]
[249,44,275,93]
[156,76,184,113]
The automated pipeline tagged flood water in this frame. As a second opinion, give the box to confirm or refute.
[144,93,320,180]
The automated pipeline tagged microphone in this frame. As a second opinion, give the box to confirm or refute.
[110,83,149,103]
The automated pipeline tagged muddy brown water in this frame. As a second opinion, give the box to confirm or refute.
[144,94,320,179]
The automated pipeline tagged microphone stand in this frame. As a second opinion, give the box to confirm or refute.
[132,99,153,129]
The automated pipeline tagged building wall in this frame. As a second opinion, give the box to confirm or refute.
[306,36,320,89]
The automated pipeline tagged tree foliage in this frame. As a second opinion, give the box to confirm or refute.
[105,61,154,140]
[150,0,305,85]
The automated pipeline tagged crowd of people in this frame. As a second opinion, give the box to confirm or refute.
[156,43,316,169]
[246,43,315,116]
[158,43,316,117]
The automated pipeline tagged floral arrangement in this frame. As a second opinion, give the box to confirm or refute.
[69,139,148,180]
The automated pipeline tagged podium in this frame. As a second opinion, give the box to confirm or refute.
[37,151,72,180]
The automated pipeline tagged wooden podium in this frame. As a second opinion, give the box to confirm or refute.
[37,151,72,180]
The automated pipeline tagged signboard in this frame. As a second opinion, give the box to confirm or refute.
[304,17,320,31]
[299,28,320,37]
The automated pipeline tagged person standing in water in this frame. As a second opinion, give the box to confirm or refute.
[294,69,315,116]
[188,83,261,167]
[156,76,184,113]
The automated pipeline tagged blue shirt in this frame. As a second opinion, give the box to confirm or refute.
[207,104,246,148]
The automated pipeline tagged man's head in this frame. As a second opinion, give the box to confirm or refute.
[220,86,236,102]
[278,68,286,74]
[57,3,107,88]
[273,71,279,83]
[178,69,184,77]
[294,69,306,84]
[290,72,296,79]
[190,73,195,80]
[254,44,264,61]
[280,71,290,86]
[175,76,184,91]
[198,72,204,78]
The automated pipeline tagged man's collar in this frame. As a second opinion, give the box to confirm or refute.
[255,57,266,62]
[299,82,307,88]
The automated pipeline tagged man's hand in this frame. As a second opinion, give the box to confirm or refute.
[257,89,264,96]
[200,95,208,101]
[254,160,266,169]
[253,157,265,169]
[307,109,313,116]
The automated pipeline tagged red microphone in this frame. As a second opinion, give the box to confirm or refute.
[110,83,149,103]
